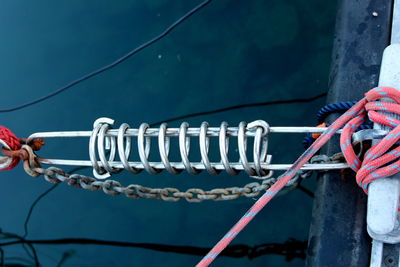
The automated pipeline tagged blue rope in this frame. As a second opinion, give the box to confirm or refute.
[316,101,357,123]
[303,101,372,149]
[302,134,315,149]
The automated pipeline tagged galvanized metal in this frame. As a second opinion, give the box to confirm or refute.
[368,0,400,265]
[21,118,358,179]
[26,126,348,141]
[368,45,400,245]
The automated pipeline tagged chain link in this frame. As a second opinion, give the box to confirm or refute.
[18,144,340,202]
[23,165,277,202]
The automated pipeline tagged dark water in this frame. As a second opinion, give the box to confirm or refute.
[0,0,337,266]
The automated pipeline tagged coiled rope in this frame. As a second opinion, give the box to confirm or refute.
[197,86,400,266]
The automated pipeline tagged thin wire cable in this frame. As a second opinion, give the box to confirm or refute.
[4,256,34,266]
[56,250,74,267]
[0,233,39,267]
[23,184,58,239]
[20,166,86,264]
[296,184,314,198]
[22,166,87,238]
[149,92,327,126]
[0,0,212,113]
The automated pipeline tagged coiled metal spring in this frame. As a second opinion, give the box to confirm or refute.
[89,117,273,179]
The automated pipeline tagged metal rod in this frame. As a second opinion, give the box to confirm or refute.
[24,122,357,174]
[27,126,344,142]
[37,158,349,171]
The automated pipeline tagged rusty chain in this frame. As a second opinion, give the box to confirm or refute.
[23,165,277,202]
[15,145,340,202]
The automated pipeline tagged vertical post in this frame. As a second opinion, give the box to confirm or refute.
[367,46,400,243]
[306,0,393,266]
[367,0,400,265]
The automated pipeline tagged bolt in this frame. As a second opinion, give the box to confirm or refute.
[384,255,395,266]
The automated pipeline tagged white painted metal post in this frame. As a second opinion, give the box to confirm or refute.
[368,2,400,266]
[367,45,400,246]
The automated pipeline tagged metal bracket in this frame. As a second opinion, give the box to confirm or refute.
[368,44,400,266]
[352,129,387,144]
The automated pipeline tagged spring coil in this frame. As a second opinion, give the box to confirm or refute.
[89,117,273,179]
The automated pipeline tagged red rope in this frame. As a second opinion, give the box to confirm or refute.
[197,86,400,266]
[341,87,400,192]
[0,126,21,170]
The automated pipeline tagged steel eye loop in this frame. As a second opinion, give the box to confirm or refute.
[138,123,160,174]
[179,122,200,174]
[238,121,256,176]
[200,122,219,175]
[118,123,140,174]
[159,123,181,174]
[219,122,239,175]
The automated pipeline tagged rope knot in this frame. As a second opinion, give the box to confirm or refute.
[341,86,400,193]
[0,125,45,171]
[0,126,22,170]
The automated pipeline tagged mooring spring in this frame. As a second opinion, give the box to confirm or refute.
[88,117,273,179]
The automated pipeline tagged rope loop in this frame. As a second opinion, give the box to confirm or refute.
[341,86,400,193]
[0,126,21,170]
